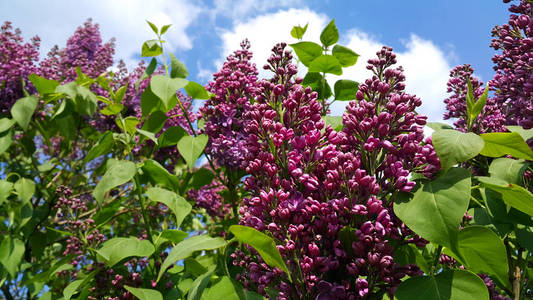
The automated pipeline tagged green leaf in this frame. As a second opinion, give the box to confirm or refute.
[426,122,454,131]
[63,271,96,300]
[203,276,264,300]
[150,75,188,111]
[116,116,139,135]
[136,58,158,92]
[185,81,209,100]
[290,23,308,39]
[112,85,128,103]
[146,187,191,227]
[25,254,77,284]
[478,176,533,217]
[0,180,13,205]
[96,237,155,267]
[323,116,343,131]
[395,270,489,300]
[507,125,533,141]
[320,19,339,47]
[100,103,124,115]
[454,226,510,289]
[159,126,187,147]
[0,129,13,154]
[229,225,291,281]
[480,132,533,160]
[394,243,430,274]
[187,265,216,300]
[141,86,164,117]
[289,42,322,67]
[489,158,527,185]
[93,160,137,203]
[85,131,114,163]
[28,74,59,95]
[302,72,332,99]
[469,84,489,127]
[308,55,342,75]
[394,168,471,249]
[189,167,215,190]
[142,40,163,57]
[146,20,159,34]
[0,237,25,277]
[170,53,189,79]
[333,79,358,100]
[177,134,208,169]
[142,110,168,134]
[160,24,171,35]
[14,177,34,204]
[0,118,15,133]
[11,95,38,130]
[432,130,484,170]
[125,285,163,300]
[142,159,179,190]
[332,45,359,67]
[465,78,475,125]
[156,229,188,248]
[137,128,158,144]
[158,235,226,281]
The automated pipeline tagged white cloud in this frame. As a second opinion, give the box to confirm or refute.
[211,0,303,22]
[216,8,329,77]
[0,0,202,67]
[216,10,454,122]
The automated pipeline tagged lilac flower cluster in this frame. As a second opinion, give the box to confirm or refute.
[0,21,40,115]
[232,44,431,299]
[187,179,231,221]
[443,64,506,133]
[490,0,533,128]
[40,19,115,82]
[201,39,260,170]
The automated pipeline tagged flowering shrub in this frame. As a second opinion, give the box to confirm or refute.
[0,1,533,300]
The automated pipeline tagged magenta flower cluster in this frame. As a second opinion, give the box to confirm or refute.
[201,39,260,170]
[0,21,40,115]
[443,64,506,133]
[490,0,533,128]
[229,44,434,299]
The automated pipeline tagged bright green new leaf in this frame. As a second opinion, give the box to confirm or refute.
[432,130,484,170]
[488,158,527,185]
[320,19,339,47]
[332,45,359,67]
[507,125,533,141]
[0,118,14,133]
[136,58,158,92]
[302,72,332,99]
[188,265,216,300]
[203,276,264,300]
[229,225,291,281]
[11,95,38,130]
[480,132,533,160]
[124,285,163,300]
[96,237,155,267]
[465,78,475,124]
[177,134,208,169]
[323,116,343,131]
[394,167,471,249]
[158,235,226,281]
[0,130,13,155]
[150,75,188,111]
[158,126,187,147]
[455,226,510,289]
[100,103,123,115]
[93,160,137,203]
[160,24,171,35]
[14,177,34,204]
[141,40,163,57]
[146,187,191,227]
[146,20,158,34]
[85,131,114,163]
[478,176,533,217]
[395,270,489,300]
[333,79,358,100]
[170,53,189,79]
[116,116,139,135]
[426,122,454,131]
[469,84,489,128]
[28,74,59,95]
[308,55,343,75]
[290,23,308,39]
[289,42,322,66]
[185,81,210,99]
[0,180,13,205]
[0,237,25,277]
[137,128,158,144]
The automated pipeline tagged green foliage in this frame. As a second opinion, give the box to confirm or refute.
[177,134,208,169]
[96,237,155,267]
[333,79,358,100]
[432,129,484,170]
[320,19,339,47]
[146,187,191,227]
[93,160,137,203]
[480,132,533,160]
[11,95,38,130]
[124,285,164,300]
[289,42,322,66]
[290,23,308,40]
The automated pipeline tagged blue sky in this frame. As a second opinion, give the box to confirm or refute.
[1,0,511,120]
